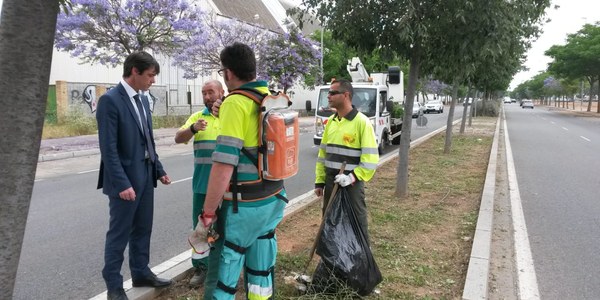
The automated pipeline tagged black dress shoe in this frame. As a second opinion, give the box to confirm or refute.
[132,273,172,288]
[107,288,129,300]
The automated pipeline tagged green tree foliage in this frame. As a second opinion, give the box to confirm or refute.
[294,0,550,197]
[546,23,600,112]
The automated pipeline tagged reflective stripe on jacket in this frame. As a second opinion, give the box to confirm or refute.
[180,107,219,194]
[315,107,379,184]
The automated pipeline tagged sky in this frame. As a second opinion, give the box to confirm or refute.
[509,0,600,90]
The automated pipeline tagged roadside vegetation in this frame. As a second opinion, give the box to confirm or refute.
[41,113,188,139]
[156,117,497,300]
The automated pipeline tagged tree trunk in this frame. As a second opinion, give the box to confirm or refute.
[468,91,476,127]
[587,76,594,112]
[597,78,600,113]
[443,79,459,154]
[0,0,59,298]
[395,45,421,198]
[459,86,471,134]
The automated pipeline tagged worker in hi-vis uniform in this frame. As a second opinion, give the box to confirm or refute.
[174,80,224,287]
[197,43,288,300]
[314,78,379,244]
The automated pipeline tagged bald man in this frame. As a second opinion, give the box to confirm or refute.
[174,80,224,286]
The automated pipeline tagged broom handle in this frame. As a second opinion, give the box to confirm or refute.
[304,162,346,273]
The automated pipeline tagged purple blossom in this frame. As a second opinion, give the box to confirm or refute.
[55,0,205,67]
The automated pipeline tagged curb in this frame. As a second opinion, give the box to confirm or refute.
[38,139,177,162]
[462,115,501,300]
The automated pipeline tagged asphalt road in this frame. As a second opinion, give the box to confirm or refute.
[15,105,465,299]
[504,104,600,299]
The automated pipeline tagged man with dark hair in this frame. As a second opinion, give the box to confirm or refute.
[314,79,379,243]
[96,51,172,300]
[198,42,288,300]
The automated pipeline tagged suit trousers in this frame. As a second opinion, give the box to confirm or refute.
[102,160,154,290]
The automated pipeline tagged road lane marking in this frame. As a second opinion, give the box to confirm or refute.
[580,136,591,142]
[562,127,568,131]
[171,177,192,184]
[78,169,99,174]
[550,121,555,125]
[504,117,540,300]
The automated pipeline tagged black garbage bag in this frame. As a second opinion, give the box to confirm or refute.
[310,187,382,296]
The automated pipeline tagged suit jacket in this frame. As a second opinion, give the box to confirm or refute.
[96,83,166,197]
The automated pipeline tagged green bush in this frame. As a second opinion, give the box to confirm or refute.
[43,110,97,138]
[152,115,189,128]
[392,103,404,118]
[473,100,500,117]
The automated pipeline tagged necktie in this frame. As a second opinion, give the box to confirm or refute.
[133,94,156,162]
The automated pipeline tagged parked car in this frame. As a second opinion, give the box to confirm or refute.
[521,100,534,109]
[503,97,511,104]
[424,100,444,113]
[412,101,424,118]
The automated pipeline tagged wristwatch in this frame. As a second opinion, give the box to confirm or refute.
[190,123,198,134]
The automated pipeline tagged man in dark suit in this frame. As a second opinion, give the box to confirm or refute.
[96,51,172,300]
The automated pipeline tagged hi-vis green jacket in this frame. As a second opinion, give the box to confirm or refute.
[315,107,379,187]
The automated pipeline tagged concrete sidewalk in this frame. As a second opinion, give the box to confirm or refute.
[38,116,315,162]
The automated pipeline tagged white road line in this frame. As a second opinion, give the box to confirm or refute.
[562,127,568,131]
[580,136,591,142]
[503,117,540,300]
[550,121,555,124]
[171,177,192,184]
[78,169,99,174]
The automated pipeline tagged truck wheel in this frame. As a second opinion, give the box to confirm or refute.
[378,132,388,154]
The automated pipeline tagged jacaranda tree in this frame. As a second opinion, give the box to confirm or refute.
[259,25,321,93]
[54,0,206,67]
[172,13,275,79]
[173,14,321,94]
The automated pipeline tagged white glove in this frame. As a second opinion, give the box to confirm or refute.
[188,213,218,255]
[188,227,210,255]
[334,173,355,187]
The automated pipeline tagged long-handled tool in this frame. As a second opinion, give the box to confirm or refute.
[303,162,346,274]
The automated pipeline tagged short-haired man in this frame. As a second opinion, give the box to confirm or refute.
[96,51,172,300]
[314,79,379,243]
[174,80,224,286]
[199,42,288,300]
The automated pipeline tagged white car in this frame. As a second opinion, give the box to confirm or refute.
[521,100,534,109]
[424,100,443,114]
[412,101,424,118]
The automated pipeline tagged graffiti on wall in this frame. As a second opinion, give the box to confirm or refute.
[70,84,159,113]
[70,85,98,113]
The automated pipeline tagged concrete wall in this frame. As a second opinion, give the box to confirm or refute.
[53,81,206,123]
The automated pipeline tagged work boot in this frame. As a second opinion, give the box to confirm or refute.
[189,267,207,287]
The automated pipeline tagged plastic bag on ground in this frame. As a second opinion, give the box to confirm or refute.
[309,187,382,296]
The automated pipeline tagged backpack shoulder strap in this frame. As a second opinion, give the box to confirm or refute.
[227,88,267,106]
[225,88,265,169]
